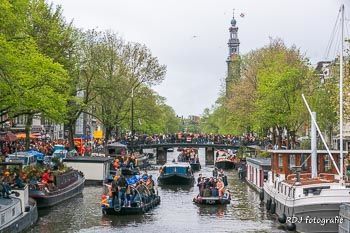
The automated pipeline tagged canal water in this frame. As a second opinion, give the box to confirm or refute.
[27,148,285,233]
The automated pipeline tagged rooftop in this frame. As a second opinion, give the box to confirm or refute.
[246,157,271,166]
[63,156,113,163]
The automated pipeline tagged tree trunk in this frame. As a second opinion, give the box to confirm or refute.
[25,113,33,150]
[67,122,75,150]
[286,130,290,149]
[272,127,276,146]
[290,131,296,149]
[105,126,112,143]
[328,125,333,149]
[277,127,283,149]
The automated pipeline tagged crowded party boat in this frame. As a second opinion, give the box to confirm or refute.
[26,164,85,208]
[178,148,201,171]
[101,174,160,215]
[158,162,195,185]
[215,150,235,169]
[193,173,230,205]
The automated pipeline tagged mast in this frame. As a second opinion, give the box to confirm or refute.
[131,87,134,152]
[311,112,317,178]
[340,4,344,181]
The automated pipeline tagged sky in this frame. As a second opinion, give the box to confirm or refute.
[51,0,348,117]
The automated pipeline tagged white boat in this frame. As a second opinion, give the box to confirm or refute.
[263,5,349,232]
[0,162,38,233]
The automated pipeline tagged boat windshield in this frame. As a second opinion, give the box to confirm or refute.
[8,156,28,165]
[165,166,188,174]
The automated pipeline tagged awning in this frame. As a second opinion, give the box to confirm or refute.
[16,133,41,139]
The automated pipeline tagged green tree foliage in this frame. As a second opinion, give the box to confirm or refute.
[202,39,314,146]
[0,0,178,146]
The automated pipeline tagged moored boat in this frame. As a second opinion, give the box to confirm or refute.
[29,169,85,208]
[0,162,38,233]
[158,162,194,185]
[215,150,235,169]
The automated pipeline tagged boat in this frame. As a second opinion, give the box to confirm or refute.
[0,162,38,233]
[263,5,350,233]
[167,147,174,152]
[29,168,85,208]
[5,152,37,167]
[158,162,195,185]
[178,148,201,171]
[101,176,160,215]
[215,150,235,169]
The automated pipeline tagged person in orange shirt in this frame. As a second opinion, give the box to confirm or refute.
[216,178,225,197]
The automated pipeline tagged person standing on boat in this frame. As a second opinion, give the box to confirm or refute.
[216,178,225,197]
[117,175,128,206]
[111,175,118,207]
[213,168,218,178]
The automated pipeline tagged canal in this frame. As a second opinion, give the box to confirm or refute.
[27,148,285,233]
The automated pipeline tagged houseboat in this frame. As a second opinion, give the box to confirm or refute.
[0,162,38,233]
[215,150,235,169]
[246,157,271,192]
[158,162,194,185]
[29,168,85,208]
[63,156,113,184]
[263,149,348,232]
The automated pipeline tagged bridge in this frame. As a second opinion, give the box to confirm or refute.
[128,142,258,165]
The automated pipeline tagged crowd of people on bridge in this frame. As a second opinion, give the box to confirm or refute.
[115,133,261,147]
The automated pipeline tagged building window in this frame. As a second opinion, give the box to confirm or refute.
[12,207,15,216]
[301,154,308,171]
[1,213,4,225]
[278,155,283,169]
[289,154,295,169]
[324,155,331,172]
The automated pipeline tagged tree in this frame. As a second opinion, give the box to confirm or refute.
[0,36,68,148]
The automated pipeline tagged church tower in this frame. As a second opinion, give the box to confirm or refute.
[225,10,241,96]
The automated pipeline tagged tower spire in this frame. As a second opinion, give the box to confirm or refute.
[225,8,241,96]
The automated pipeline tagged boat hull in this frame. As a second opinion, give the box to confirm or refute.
[264,189,343,233]
[158,174,194,185]
[30,175,85,208]
[215,160,235,169]
[102,196,160,215]
[0,198,38,233]
[193,196,230,205]
[190,163,201,171]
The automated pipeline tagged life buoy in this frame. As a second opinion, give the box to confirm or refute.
[286,223,296,231]
[266,199,271,210]
[278,213,287,224]
[259,191,264,202]
[270,202,276,214]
